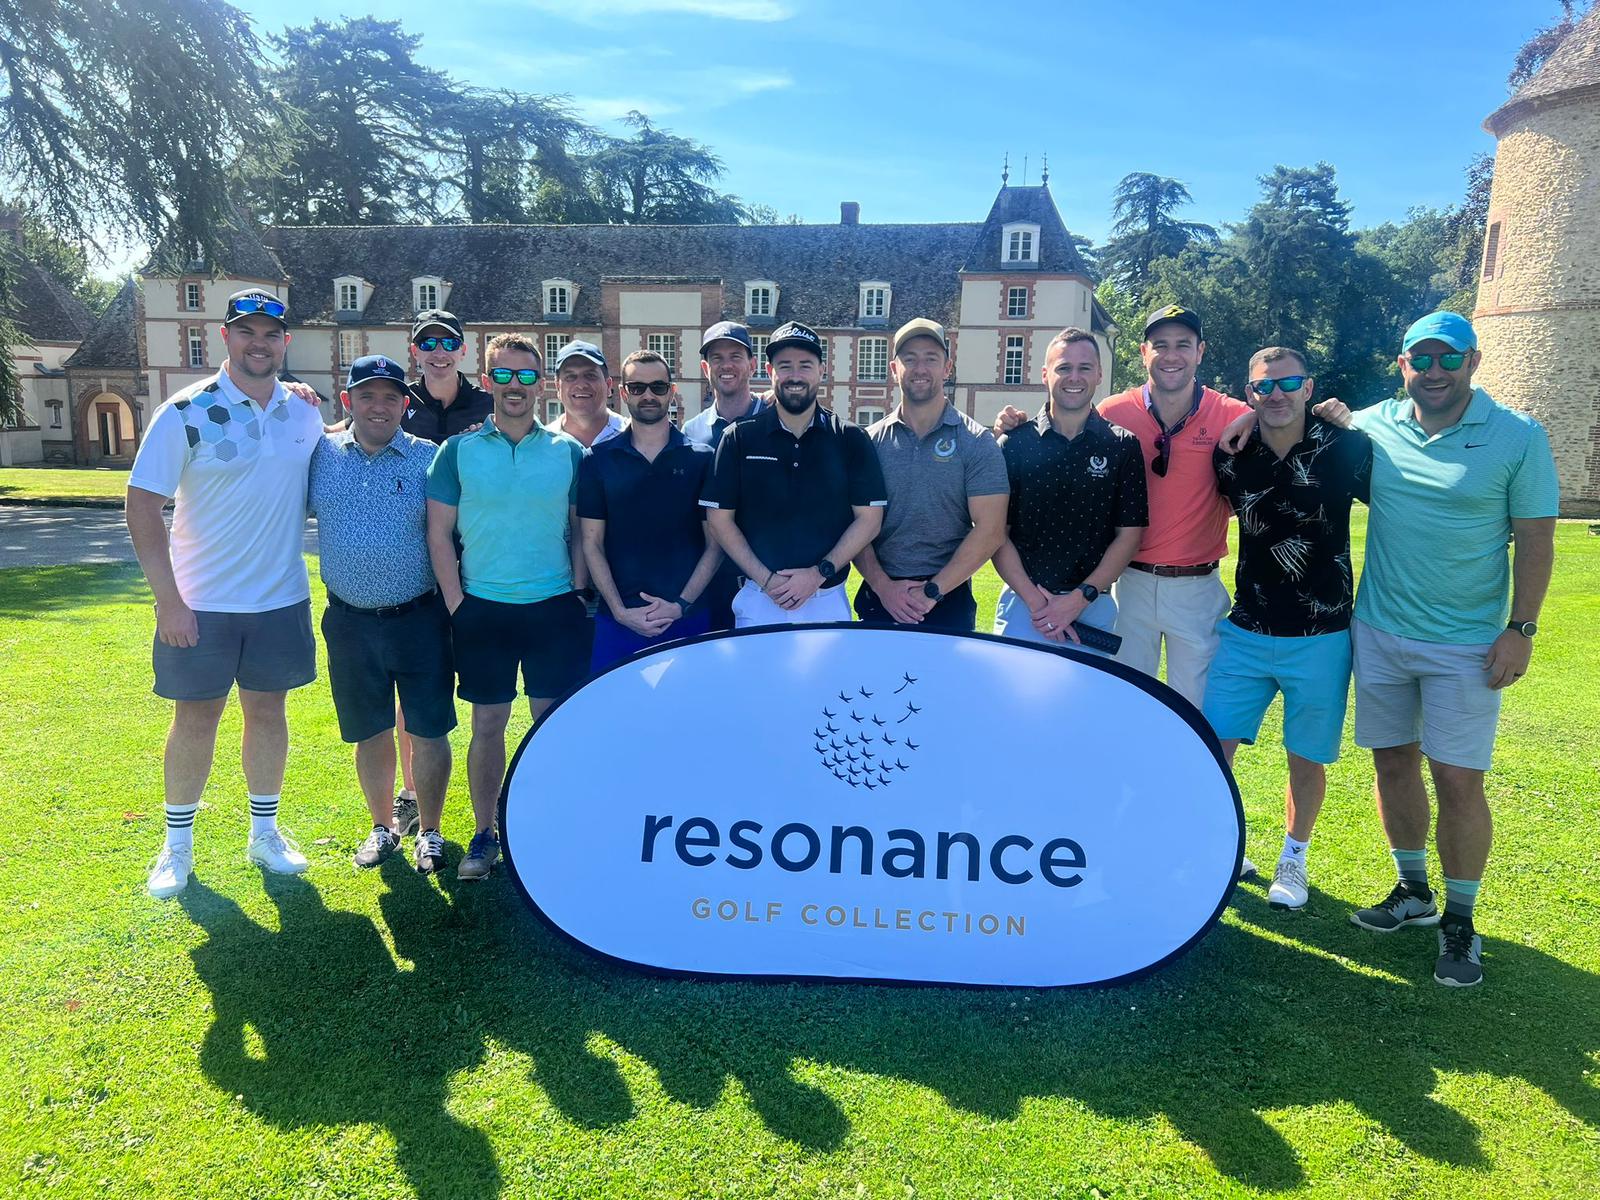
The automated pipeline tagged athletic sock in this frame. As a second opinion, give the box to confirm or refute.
[1444,877,1480,923]
[248,793,280,838]
[1280,834,1309,864]
[1392,848,1429,894]
[165,803,198,851]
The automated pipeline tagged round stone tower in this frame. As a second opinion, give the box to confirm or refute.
[1475,5,1600,515]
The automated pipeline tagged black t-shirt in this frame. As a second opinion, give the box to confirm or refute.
[577,427,713,609]
[701,404,887,586]
[1213,415,1372,636]
[401,373,494,444]
[999,409,1148,592]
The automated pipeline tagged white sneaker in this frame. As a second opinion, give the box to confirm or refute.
[247,827,309,875]
[148,843,194,899]
[1268,856,1309,910]
[1239,855,1260,880]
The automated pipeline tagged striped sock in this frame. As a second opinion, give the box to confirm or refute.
[248,793,279,838]
[1444,877,1481,922]
[165,803,198,851]
[1392,848,1429,893]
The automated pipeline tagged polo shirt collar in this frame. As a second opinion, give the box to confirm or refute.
[409,372,474,410]
[215,364,286,412]
[1034,406,1112,442]
[1400,386,1493,438]
[756,402,827,438]
[616,423,687,459]
[885,401,959,435]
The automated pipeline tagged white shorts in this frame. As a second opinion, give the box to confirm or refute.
[731,580,851,629]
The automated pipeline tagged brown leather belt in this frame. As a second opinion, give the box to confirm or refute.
[1128,561,1218,578]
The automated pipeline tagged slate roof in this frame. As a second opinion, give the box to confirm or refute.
[1486,5,1600,133]
[144,209,285,282]
[64,279,140,370]
[5,250,92,344]
[961,184,1092,276]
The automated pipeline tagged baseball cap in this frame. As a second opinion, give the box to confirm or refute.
[1142,302,1203,341]
[555,339,608,372]
[1401,311,1477,353]
[223,288,287,327]
[892,317,948,356]
[346,354,409,393]
[700,320,755,356]
[410,309,464,342]
[765,321,823,361]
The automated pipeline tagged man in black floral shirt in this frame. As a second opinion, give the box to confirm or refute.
[1204,346,1370,910]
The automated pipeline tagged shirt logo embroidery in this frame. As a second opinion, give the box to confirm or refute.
[1088,454,1109,478]
[933,437,957,460]
[747,455,780,462]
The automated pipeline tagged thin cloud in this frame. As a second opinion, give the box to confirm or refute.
[733,73,793,94]
[570,95,684,122]
[525,0,790,20]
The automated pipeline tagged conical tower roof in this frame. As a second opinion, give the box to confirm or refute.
[1485,5,1600,134]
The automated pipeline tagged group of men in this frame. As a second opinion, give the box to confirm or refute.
[127,287,1556,989]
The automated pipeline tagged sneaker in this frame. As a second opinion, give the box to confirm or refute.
[392,794,420,838]
[1434,916,1484,987]
[1239,855,1260,881]
[458,830,500,881]
[247,827,310,875]
[415,829,446,875]
[1350,881,1439,932]
[353,825,399,869]
[147,843,194,899]
[1267,857,1309,910]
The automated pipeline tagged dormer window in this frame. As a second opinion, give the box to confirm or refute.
[859,282,891,322]
[745,280,778,319]
[543,278,575,317]
[413,276,448,313]
[334,275,370,313]
[1002,222,1040,265]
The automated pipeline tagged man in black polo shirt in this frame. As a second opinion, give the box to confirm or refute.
[580,350,720,670]
[993,327,1147,651]
[1203,346,1371,910]
[401,309,493,443]
[701,321,886,627]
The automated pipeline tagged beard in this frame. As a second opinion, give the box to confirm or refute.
[776,379,817,414]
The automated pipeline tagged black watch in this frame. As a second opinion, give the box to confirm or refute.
[817,558,838,580]
[922,579,943,602]
[673,595,692,613]
[1508,618,1537,638]
[1078,583,1100,603]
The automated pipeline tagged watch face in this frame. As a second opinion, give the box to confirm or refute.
[1520,621,1537,636]
[922,581,941,601]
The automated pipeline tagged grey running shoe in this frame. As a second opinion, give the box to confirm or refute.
[392,794,420,838]
[1350,881,1439,932]
[1434,917,1484,987]
[354,825,399,869]
[1268,856,1309,910]
[458,830,500,881]
[415,829,446,875]
[1239,855,1260,881]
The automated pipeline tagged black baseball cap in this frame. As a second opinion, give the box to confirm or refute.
[346,354,409,394]
[765,321,823,362]
[1142,303,1203,341]
[223,288,287,328]
[700,320,755,356]
[410,309,464,342]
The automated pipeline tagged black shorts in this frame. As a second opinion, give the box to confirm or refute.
[855,579,977,632]
[321,593,458,743]
[450,590,588,704]
[152,600,317,701]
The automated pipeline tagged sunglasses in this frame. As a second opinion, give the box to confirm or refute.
[489,367,540,386]
[415,336,463,353]
[1153,433,1171,478]
[1405,351,1467,372]
[623,380,672,397]
[230,296,286,319]
[1248,375,1308,396]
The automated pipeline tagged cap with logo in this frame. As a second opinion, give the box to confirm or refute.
[700,320,755,356]
[555,339,608,373]
[410,309,464,342]
[346,354,409,393]
[892,317,949,356]
[1401,311,1478,353]
[1142,302,1203,341]
[223,288,288,328]
[765,321,823,361]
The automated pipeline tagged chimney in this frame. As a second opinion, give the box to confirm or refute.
[840,201,860,226]
[0,208,22,248]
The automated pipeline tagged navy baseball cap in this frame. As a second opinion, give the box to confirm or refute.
[1142,302,1203,341]
[224,288,287,327]
[700,320,755,356]
[1401,311,1477,352]
[766,321,823,361]
[346,354,409,393]
[555,340,607,372]
[410,309,463,342]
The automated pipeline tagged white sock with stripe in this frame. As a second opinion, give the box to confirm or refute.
[165,803,198,851]
[248,793,279,837]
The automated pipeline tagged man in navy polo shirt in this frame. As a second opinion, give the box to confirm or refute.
[580,350,720,670]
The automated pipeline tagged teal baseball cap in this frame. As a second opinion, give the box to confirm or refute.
[1401,311,1478,352]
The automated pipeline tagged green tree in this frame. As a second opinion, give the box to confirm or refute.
[435,89,590,224]
[1508,0,1593,90]
[1101,172,1217,291]
[14,214,118,312]
[1232,163,1355,354]
[1093,279,1147,393]
[585,112,747,224]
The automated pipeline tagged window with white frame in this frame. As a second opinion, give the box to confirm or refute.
[745,281,776,318]
[337,282,360,311]
[546,399,564,422]
[414,279,440,312]
[855,406,885,427]
[184,283,201,311]
[543,280,573,316]
[857,337,889,382]
[749,334,770,378]
[1004,335,1025,385]
[339,330,362,370]
[859,283,890,320]
[186,327,205,369]
[1007,286,1029,319]
[545,333,572,365]
[646,333,677,374]
[1003,222,1039,264]
[49,401,62,429]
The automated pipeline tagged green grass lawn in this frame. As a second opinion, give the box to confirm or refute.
[2,520,1597,1199]
[0,465,131,504]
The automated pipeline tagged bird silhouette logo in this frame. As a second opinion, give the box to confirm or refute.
[813,672,922,788]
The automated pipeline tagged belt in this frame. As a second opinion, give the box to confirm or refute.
[1128,561,1218,578]
[328,589,438,618]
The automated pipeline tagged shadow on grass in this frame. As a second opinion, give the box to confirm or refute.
[0,563,149,619]
[181,871,1599,1195]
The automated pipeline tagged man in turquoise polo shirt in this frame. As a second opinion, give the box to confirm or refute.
[426,332,589,881]
[1345,312,1557,988]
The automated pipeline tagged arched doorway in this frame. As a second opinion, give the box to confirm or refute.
[75,390,138,465]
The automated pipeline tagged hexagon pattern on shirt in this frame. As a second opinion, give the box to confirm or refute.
[172,384,271,465]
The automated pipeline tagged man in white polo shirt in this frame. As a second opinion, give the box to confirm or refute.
[127,289,325,899]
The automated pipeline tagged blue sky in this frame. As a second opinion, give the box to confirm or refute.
[233,0,1547,239]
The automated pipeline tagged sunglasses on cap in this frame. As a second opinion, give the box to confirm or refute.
[623,380,671,397]
[230,296,286,320]
[489,367,540,386]
[1405,351,1467,372]
[415,336,463,353]
[1248,375,1308,397]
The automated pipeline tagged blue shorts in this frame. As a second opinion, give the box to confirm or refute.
[1201,621,1352,764]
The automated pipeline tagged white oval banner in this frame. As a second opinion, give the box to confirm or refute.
[501,626,1243,988]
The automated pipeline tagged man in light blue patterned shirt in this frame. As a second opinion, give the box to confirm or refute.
[309,355,457,875]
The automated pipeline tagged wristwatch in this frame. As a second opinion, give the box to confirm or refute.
[1508,618,1537,638]
[1078,583,1100,603]
[922,579,943,602]
[817,558,838,580]
[673,595,693,613]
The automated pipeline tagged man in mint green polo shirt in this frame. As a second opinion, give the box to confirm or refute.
[426,332,589,881]
[1345,311,1557,989]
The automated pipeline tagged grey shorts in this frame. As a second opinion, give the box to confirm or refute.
[1351,618,1501,771]
[152,600,317,701]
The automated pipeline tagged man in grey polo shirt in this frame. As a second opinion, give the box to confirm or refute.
[854,318,1008,630]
